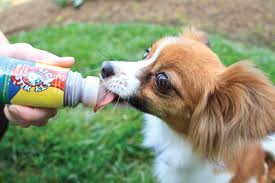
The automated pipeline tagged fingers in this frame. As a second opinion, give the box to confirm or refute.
[38,55,75,68]
[4,105,57,128]
[0,43,75,68]
[21,47,75,67]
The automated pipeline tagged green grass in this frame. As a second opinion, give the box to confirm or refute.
[0,23,274,183]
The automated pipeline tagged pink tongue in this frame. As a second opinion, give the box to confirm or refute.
[94,92,116,112]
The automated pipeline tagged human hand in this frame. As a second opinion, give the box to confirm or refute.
[0,32,74,127]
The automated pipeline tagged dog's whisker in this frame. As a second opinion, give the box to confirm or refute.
[88,68,101,73]
[112,96,121,113]
[104,48,117,62]
[96,51,108,60]
[96,52,110,63]
[95,54,105,62]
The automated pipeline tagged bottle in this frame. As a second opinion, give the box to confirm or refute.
[0,56,99,108]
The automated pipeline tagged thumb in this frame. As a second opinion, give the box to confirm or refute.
[38,54,75,68]
[2,43,75,68]
[24,47,75,68]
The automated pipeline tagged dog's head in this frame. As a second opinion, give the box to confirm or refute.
[95,28,275,160]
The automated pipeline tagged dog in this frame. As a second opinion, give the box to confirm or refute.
[95,28,275,183]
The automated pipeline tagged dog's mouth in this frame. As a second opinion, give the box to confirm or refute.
[94,87,118,112]
[94,85,130,112]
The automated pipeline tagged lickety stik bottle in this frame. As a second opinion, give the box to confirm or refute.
[0,56,99,108]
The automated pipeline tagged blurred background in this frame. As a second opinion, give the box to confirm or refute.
[1,0,274,49]
[0,0,274,182]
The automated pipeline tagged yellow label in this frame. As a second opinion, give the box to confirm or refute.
[6,61,69,108]
[11,87,64,108]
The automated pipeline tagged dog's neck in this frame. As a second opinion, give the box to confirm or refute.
[142,114,232,183]
[143,114,221,167]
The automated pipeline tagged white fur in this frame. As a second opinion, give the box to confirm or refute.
[101,37,181,98]
[143,114,233,183]
[247,177,258,183]
[262,133,275,156]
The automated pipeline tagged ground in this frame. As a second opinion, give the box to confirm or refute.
[0,23,274,183]
[0,0,274,50]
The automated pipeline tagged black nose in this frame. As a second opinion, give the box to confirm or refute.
[101,61,115,79]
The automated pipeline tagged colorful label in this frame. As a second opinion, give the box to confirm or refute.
[0,57,69,108]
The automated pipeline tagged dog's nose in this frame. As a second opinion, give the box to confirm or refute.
[101,61,115,79]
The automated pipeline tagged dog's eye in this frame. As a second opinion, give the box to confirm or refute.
[156,72,171,93]
[142,48,151,59]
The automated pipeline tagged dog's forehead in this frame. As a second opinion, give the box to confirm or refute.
[145,37,183,63]
[145,36,222,73]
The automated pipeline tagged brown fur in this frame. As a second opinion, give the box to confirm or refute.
[228,144,266,183]
[134,28,275,182]
[190,61,275,159]
[181,27,210,47]
[268,162,275,183]
[138,28,275,160]
[265,152,275,183]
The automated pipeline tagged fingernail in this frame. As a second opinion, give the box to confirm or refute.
[61,57,75,62]
[8,105,19,114]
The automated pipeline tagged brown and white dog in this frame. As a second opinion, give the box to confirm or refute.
[95,28,275,183]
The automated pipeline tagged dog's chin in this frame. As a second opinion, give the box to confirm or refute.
[93,86,131,112]
[94,87,150,114]
[112,95,150,114]
[128,96,150,113]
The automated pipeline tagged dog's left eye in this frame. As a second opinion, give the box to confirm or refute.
[142,48,151,59]
[156,72,171,93]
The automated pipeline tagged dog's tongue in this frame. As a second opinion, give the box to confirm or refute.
[94,91,116,112]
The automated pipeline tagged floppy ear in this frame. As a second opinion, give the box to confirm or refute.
[189,61,275,160]
[181,27,210,47]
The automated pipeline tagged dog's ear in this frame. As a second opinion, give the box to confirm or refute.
[181,27,210,47]
[189,61,275,160]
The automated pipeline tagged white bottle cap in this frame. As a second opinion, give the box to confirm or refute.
[81,76,99,107]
